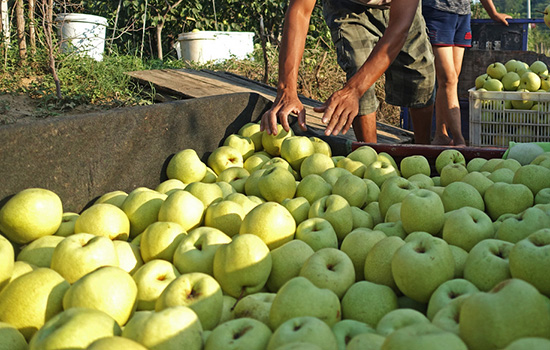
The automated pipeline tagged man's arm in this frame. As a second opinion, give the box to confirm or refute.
[479,0,512,25]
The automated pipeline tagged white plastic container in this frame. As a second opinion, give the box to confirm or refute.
[177,31,255,64]
[56,13,108,61]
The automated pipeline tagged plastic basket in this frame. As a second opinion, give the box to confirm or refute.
[469,88,550,147]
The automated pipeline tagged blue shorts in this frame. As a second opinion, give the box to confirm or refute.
[422,6,472,47]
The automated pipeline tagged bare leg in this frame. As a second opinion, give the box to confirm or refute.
[352,112,377,143]
[432,45,466,146]
[409,104,434,144]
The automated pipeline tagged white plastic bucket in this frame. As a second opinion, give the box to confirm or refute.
[177,31,255,64]
[56,13,108,61]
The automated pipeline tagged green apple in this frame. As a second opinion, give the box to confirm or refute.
[0,267,70,341]
[219,294,237,324]
[459,278,550,350]
[204,317,272,350]
[484,182,534,221]
[87,336,149,350]
[216,181,237,198]
[400,188,445,235]
[364,201,383,226]
[332,173,367,208]
[282,196,310,225]
[121,306,203,350]
[435,149,466,175]
[509,228,550,297]
[295,174,332,204]
[493,158,522,172]
[463,238,513,291]
[215,167,250,194]
[503,337,550,350]
[204,199,244,237]
[213,233,272,298]
[269,276,341,330]
[158,190,205,231]
[262,124,294,156]
[520,71,542,91]
[347,145,378,167]
[376,308,430,336]
[244,152,271,173]
[440,163,468,186]
[95,190,128,208]
[513,164,550,196]
[132,259,180,311]
[121,188,167,238]
[309,136,332,157]
[280,136,315,172]
[511,88,535,110]
[495,206,550,243]
[378,152,400,174]
[238,122,264,151]
[363,236,405,292]
[426,278,479,320]
[460,171,494,197]
[113,240,143,274]
[332,319,376,350]
[384,202,401,223]
[74,203,130,240]
[166,148,207,184]
[374,220,406,239]
[244,167,267,198]
[300,153,335,178]
[351,206,374,229]
[54,212,79,237]
[207,145,244,175]
[400,155,431,178]
[363,178,380,204]
[0,188,63,245]
[486,167,515,184]
[502,71,521,91]
[262,156,297,178]
[363,160,399,188]
[139,221,186,263]
[321,167,351,187]
[239,201,296,250]
[466,158,488,173]
[341,280,398,327]
[233,292,276,325]
[340,228,386,281]
[299,247,355,299]
[440,181,485,212]
[224,134,255,161]
[266,316,338,350]
[156,272,223,330]
[475,73,490,89]
[504,59,522,73]
[308,194,353,243]
[295,217,338,251]
[536,188,550,204]
[487,62,507,79]
[0,321,28,350]
[0,234,14,292]
[431,294,469,335]
[483,78,504,91]
[346,332,386,350]
[336,157,367,177]
[50,233,119,284]
[382,323,468,350]
[226,192,262,215]
[378,176,419,219]
[63,265,137,326]
[391,233,455,303]
[258,166,296,203]
[266,239,314,292]
[28,307,122,350]
[442,207,494,251]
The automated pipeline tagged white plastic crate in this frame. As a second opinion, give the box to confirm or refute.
[469,88,550,147]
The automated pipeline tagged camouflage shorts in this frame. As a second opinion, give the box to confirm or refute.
[323,0,436,115]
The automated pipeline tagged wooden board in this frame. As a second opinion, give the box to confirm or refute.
[126,68,414,144]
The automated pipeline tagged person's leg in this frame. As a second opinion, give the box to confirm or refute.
[352,112,377,143]
[409,104,434,144]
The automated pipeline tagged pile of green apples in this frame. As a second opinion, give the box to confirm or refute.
[1,123,550,350]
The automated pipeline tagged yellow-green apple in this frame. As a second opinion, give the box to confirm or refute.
[487,167,515,184]
[378,176,419,219]
[208,145,244,175]
[121,188,167,239]
[341,280,397,328]
[378,152,400,174]
[204,317,272,350]
[155,272,223,330]
[295,217,338,251]
[215,181,236,199]
[233,292,276,325]
[347,145,378,167]
[299,247,355,299]
[266,239,314,292]
[351,206,374,229]
[269,276,341,329]
[346,332,386,350]
[431,294,469,335]
[204,199,244,237]
[381,323,468,350]
[340,228,386,281]
[384,202,402,223]
[63,265,137,326]
[226,192,262,215]
[442,207,494,251]
[466,158,487,173]
[280,197,308,228]
[363,178,380,204]
[391,233,455,303]
[258,166,296,203]
[509,228,550,297]
[520,71,542,91]
[139,221,186,263]
[426,278,479,320]
[213,233,272,298]
[400,189,445,235]
[87,336,149,350]
[308,194,353,243]
[244,152,271,173]
[487,62,507,79]
[157,190,205,231]
[266,316,338,350]
[435,149,466,175]
[0,321,28,350]
[262,124,294,156]
[331,319,377,350]
[363,160,398,188]
[336,157,366,177]
[475,73,489,89]
[0,234,13,291]
[309,136,332,157]
[0,187,63,244]
[513,164,550,196]
[441,181,485,212]
[219,294,237,324]
[511,88,535,109]
[28,307,122,350]
[244,167,267,198]
[374,220,406,239]
[495,206,550,243]
[503,337,550,350]
[459,278,550,350]
[440,163,468,186]
[121,306,203,350]
[483,78,504,91]
[132,259,180,311]
[7,260,36,284]
[262,156,297,177]
[74,203,130,240]
[463,238,513,291]
[202,166,218,183]
[408,173,434,188]
[280,136,315,172]
[364,201,383,226]
[501,71,521,91]
[0,267,70,341]
[332,173,367,208]
[484,182,534,221]
[16,235,63,268]
[400,155,431,178]
[113,240,143,274]
[238,122,264,151]
[300,153,335,178]
[321,167,351,187]
[460,171,494,197]
[240,201,296,250]
[54,212,79,237]
[363,236,405,292]
[173,226,231,276]
[184,181,224,207]
[166,148,207,184]
[504,59,524,73]
[94,190,128,208]
[493,158,522,172]
[376,308,430,336]
[50,233,119,284]
[224,134,255,161]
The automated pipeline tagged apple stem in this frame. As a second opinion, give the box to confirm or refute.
[230,288,247,311]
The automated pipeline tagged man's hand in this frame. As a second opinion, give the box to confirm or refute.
[314,85,361,137]
[260,91,307,135]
